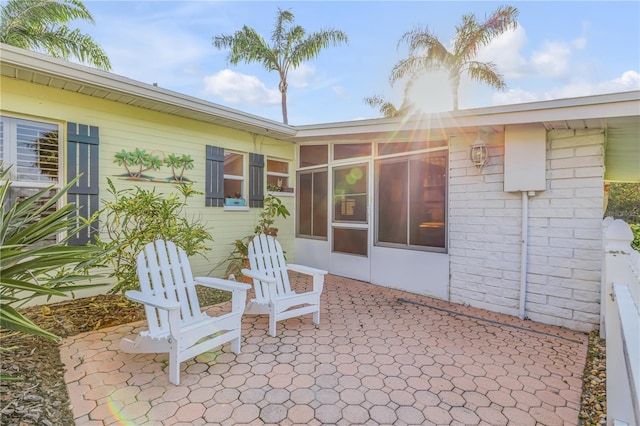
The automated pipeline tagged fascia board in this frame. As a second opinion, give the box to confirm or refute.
[292,92,640,141]
[0,44,296,138]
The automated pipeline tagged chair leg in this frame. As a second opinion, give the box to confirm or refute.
[231,333,241,354]
[269,303,277,337]
[168,344,180,385]
[313,309,320,325]
[269,316,277,337]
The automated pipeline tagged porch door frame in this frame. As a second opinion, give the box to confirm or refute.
[328,159,372,282]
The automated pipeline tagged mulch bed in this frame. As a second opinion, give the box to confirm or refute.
[1,293,606,425]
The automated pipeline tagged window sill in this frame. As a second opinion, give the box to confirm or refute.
[223,206,249,212]
[268,191,295,197]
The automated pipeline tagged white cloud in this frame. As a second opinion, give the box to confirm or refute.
[531,41,572,78]
[332,86,350,100]
[571,36,587,50]
[407,71,455,113]
[529,23,588,80]
[493,88,540,105]
[288,64,316,89]
[95,21,212,89]
[202,69,280,106]
[477,22,590,84]
[603,70,640,91]
[477,26,528,79]
[492,70,640,105]
[571,20,590,50]
[545,70,640,99]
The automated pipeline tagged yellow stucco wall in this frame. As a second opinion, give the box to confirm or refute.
[1,76,297,288]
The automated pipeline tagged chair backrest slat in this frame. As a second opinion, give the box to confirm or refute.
[136,240,202,335]
[247,234,293,299]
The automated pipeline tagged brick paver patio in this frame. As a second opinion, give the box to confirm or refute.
[61,274,588,425]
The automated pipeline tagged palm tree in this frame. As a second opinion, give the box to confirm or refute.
[363,76,420,118]
[390,5,518,111]
[213,8,348,124]
[363,94,415,118]
[363,95,402,118]
[0,0,111,71]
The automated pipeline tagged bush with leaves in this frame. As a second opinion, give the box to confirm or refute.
[0,164,105,345]
[94,178,213,294]
[215,194,291,280]
[606,182,639,224]
[605,182,639,251]
[629,223,640,252]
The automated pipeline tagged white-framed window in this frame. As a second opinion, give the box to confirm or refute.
[224,151,244,200]
[205,146,264,208]
[297,168,328,239]
[1,116,62,242]
[375,149,447,251]
[0,116,61,185]
[267,158,290,191]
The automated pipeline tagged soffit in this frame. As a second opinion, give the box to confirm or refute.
[604,116,640,182]
[0,44,296,140]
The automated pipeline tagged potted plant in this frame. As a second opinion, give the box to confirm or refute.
[215,194,291,281]
[255,193,291,237]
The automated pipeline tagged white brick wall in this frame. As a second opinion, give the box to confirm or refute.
[448,130,604,332]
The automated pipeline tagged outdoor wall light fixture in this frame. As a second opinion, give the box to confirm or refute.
[470,136,489,170]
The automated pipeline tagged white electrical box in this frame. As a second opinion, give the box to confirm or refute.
[504,124,547,192]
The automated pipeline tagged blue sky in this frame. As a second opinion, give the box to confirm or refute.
[76,1,640,125]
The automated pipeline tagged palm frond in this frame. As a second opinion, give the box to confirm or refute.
[466,61,506,90]
[272,7,294,46]
[456,5,518,61]
[364,95,400,118]
[212,7,347,123]
[0,0,111,70]
[213,26,275,70]
[290,29,348,68]
[392,25,450,84]
[392,6,518,110]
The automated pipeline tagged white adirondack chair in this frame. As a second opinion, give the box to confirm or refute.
[242,234,327,336]
[120,240,251,385]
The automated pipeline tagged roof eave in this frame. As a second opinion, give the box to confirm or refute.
[0,44,296,139]
[290,91,640,142]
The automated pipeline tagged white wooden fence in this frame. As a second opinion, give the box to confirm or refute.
[602,218,640,426]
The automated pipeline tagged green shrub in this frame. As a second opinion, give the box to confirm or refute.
[0,164,105,343]
[94,178,213,294]
[605,182,639,223]
[629,223,640,252]
[215,194,291,280]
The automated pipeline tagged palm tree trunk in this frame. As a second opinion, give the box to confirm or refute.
[450,75,460,111]
[279,76,288,125]
[281,90,288,124]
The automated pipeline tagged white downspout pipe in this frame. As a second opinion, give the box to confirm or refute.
[519,191,534,320]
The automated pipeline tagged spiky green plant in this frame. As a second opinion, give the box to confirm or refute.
[0,164,106,344]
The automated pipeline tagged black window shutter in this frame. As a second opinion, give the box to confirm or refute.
[249,153,264,208]
[66,123,99,245]
[206,145,225,207]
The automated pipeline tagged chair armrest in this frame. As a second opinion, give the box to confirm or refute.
[241,268,277,283]
[125,290,181,311]
[194,276,251,292]
[242,268,279,303]
[195,276,250,313]
[287,263,328,276]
